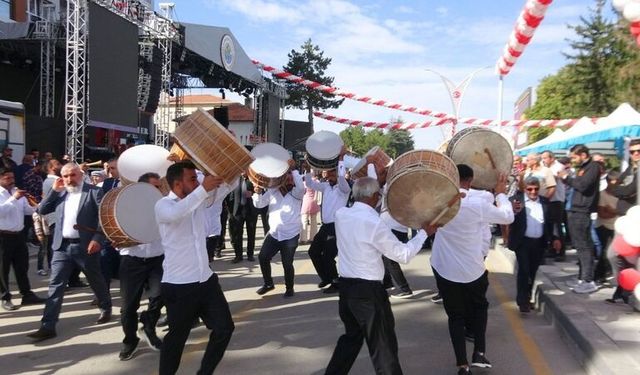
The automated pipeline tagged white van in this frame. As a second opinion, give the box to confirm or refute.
[0,100,26,163]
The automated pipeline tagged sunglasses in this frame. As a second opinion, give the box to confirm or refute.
[526,187,539,192]
[630,149,640,154]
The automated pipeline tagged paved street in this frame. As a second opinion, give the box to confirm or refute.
[1,227,585,374]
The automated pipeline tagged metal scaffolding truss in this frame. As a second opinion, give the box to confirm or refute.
[154,35,172,148]
[31,3,60,118]
[65,0,89,161]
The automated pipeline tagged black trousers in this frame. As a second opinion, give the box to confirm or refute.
[258,234,299,289]
[206,235,221,261]
[160,274,234,375]
[229,212,257,259]
[325,278,403,375]
[309,223,338,285]
[258,207,270,234]
[514,237,544,307]
[0,232,32,301]
[547,201,564,255]
[119,255,164,345]
[594,226,614,281]
[383,230,411,292]
[434,269,489,367]
[568,211,595,282]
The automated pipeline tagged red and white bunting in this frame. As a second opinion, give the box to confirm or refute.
[496,0,553,76]
[613,0,640,46]
[314,111,589,130]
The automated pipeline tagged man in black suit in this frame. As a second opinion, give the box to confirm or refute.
[27,163,112,342]
[508,176,560,313]
[228,173,258,263]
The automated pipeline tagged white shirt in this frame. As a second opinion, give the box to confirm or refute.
[305,164,351,224]
[120,239,164,258]
[467,189,494,257]
[0,186,34,231]
[62,184,83,239]
[335,202,427,281]
[524,196,544,239]
[431,189,514,283]
[155,182,232,284]
[204,199,224,237]
[253,171,305,241]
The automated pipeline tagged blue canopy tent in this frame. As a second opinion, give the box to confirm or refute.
[516,103,640,157]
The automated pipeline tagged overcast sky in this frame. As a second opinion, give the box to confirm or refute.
[161,0,617,148]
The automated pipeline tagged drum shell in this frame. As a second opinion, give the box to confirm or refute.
[351,146,392,180]
[306,154,340,171]
[174,109,255,184]
[386,150,460,228]
[445,126,513,190]
[99,183,163,248]
[247,167,287,188]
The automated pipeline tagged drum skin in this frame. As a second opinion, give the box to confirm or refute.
[248,143,290,188]
[445,127,513,190]
[386,150,460,229]
[305,131,343,171]
[99,183,163,248]
[174,109,254,183]
[351,146,392,180]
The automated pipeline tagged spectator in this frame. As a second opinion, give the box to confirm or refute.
[541,151,567,260]
[595,171,618,284]
[14,154,34,189]
[1,147,17,171]
[610,138,639,215]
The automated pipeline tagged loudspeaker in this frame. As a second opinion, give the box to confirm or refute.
[213,107,229,129]
[144,46,163,114]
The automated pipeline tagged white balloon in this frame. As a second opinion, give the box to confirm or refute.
[118,144,173,182]
[517,20,536,37]
[626,205,640,220]
[509,35,526,51]
[613,0,632,12]
[635,283,640,302]
[624,230,640,247]
[503,53,518,63]
[624,2,640,21]
[526,1,548,18]
[615,216,629,234]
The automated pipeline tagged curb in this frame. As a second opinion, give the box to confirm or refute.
[497,246,640,375]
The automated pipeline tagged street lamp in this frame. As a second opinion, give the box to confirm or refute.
[424,65,492,139]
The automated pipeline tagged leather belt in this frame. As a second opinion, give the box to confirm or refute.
[0,230,21,235]
[63,238,81,244]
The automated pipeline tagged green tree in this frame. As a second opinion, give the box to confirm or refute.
[524,66,582,119]
[386,129,414,157]
[340,126,367,155]
[363,129,389,154]
[283,39,344,126]
[527,127,554,144]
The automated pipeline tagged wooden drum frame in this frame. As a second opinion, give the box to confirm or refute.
[351,146,393,180]
[174,109,255,184]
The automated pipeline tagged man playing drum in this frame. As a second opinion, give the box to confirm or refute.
[155,161,235,375]
[305,159,351,294]
[252,165,305,297]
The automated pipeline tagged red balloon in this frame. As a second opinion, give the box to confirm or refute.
[619,269,640,291]
[613,235,640,257]
[631,25,640,36]
[632,21,640,28]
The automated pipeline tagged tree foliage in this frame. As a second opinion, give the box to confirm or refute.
[339,122,414,159]
[524,0,640,145]
[283,39,344,125]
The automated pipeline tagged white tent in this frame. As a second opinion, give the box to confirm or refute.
[516,103,640,156]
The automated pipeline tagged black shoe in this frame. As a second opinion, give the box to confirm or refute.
[96,311,112,325]
[247,256,255,262]
[471,352,492,368]
[284,288,294,298]
[317,281,330,289]
[430,293,443,304]
[27,327,57,342]
[67,280,89,288]
[256,284,275,295]
[214,250,222,258]
[1,299,18,311]
[21,293,46,305]
[323,284,339,294]
[390,290,413,299]
[519,304,531,313]
[139,326,162,351]
[231,257,243,264]
[457,366,472,375]
[119,338,139,361]
[90,298,98,306]
[157,315,168,327]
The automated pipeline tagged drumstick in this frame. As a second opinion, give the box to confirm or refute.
[484,148,497,170]
[429,193,462,226]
